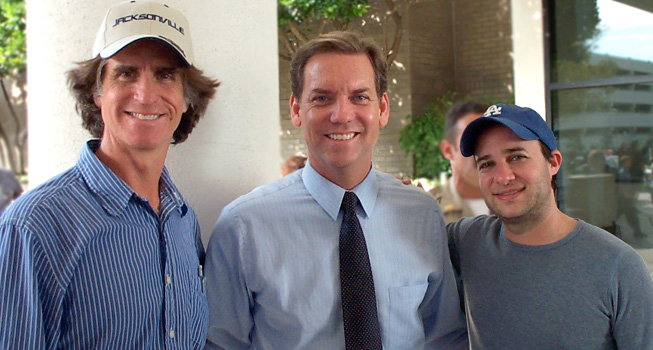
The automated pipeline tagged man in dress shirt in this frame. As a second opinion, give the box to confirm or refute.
[204,31,467,349]
[0,1,219,348]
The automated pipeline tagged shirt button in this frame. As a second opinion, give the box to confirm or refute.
[166,275,172,285]
[169,329,175,338]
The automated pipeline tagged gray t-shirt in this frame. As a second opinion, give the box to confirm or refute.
[448,216,653,349]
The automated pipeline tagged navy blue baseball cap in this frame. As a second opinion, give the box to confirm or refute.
[459,104,557,157]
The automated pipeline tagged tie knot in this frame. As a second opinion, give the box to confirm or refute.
[341,191,359,214]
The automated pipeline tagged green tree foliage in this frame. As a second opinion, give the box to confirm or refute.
[0,0,26,174]
[278,0,371,59]
[278,0,370,28]
[398,94,454,179]
[0,0,25,77]
[277,0,414,66]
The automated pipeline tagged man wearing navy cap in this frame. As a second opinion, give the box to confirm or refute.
[448,104,653,349]
[0,1,219,348]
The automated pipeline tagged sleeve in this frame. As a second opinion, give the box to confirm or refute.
[422,212,469,350]
[611,248,653,350]
[203,207,254,350]
[0,222,48,350]
[446,219,466,312]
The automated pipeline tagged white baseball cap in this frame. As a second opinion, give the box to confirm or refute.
[92,0,193,65]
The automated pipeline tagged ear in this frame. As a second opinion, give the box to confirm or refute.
[549,150,563,176]
[290,94,302,127]
[378,92,390,127]
[94,93,102,109]
[440,139,455,161]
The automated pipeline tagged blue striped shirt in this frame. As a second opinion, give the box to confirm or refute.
[0,140,208,349]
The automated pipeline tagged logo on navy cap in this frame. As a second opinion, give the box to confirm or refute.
[483,105,502,117]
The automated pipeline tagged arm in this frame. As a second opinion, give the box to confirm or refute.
[611,249,653,349]
[0,222,48,349]
[204,209,254,350]
[422,215,469,350]
[446,220,465,312]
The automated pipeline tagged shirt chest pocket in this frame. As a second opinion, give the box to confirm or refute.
[384,283,428,349]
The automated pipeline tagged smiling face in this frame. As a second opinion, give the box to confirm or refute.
[474,125,561,224]
[290,52,389,188]
[94,39,188,155]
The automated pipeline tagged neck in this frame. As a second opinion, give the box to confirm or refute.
[452,174,483,199]
[503,200,578,246]
[312,161,371,191]
[96,143,167,214]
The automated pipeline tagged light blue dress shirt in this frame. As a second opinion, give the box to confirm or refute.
[0,140,208,349]
[205,161,468,349]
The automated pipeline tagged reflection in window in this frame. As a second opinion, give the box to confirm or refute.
[553,84,653,248]
[550,0,653,83]
[549,0,653,248]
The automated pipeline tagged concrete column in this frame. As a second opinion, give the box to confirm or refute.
[26,0,280,243]
[511,0,546,118]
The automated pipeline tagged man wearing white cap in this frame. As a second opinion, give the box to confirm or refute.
[0,1,219,348]
[448,104,653,349]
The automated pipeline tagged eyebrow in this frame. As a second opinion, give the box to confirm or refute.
[309,88,332,95]
[476,147,527,162]
[351,88,370,94]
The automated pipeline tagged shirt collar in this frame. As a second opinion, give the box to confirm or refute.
[77,140,186,216]
[302,160,378,221]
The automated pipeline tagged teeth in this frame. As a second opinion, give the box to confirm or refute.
[131,113,160,120]
[328,133,355,140]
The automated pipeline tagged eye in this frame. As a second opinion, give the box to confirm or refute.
[477,161,493,171]
[311,95,329,104]
[157,69,178,81]
[115,70,135,80]
[352,94,370,103]
[510,155,526,162]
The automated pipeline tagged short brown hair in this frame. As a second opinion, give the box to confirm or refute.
[290,31,387,99]
[67,52,220,144]
[444,102,489,145]
[540,141,557,192]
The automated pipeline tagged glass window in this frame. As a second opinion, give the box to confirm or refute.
[549,0,653,249]
[552,84,653,247]
[550,0,653,83]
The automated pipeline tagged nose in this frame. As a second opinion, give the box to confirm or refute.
[330,96,355,124]
[494,161,515,185]
[132,75,159,104]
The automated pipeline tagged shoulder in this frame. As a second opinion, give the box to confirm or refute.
[574,220,645,263]
[447,215,500,241]
[2,167,84,227]
[376,171,440,207]
[220,172,306,218]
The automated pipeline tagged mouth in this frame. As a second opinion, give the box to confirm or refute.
[327,133,356,141]
[130,112,162,121]
[494,187,524,199]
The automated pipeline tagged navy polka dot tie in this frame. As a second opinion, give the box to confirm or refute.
[339,191,383,350]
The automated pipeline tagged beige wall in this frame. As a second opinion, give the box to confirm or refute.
[27,0,280,243]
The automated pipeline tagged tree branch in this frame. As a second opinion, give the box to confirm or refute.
[288,21,309,45]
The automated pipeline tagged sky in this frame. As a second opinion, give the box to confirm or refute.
[591,0,653,62]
